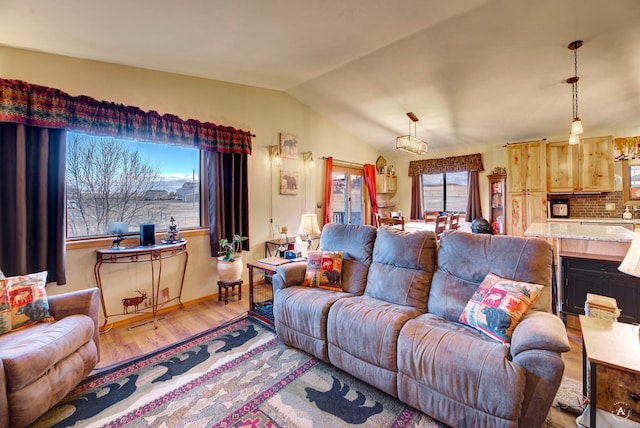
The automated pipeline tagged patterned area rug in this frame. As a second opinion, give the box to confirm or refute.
[33,317,580,428]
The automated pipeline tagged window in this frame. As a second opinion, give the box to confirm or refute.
[67,132,201,238]
[422,171,468,213]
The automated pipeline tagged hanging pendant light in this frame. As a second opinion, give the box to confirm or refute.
[567,40,584,144]
[396,112,428,155]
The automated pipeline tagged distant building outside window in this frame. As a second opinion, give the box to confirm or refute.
[66,132,201,238]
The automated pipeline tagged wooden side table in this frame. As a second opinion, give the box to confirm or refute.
[580,315,640,426]
[247,261,277,326]
[217,279,242,305]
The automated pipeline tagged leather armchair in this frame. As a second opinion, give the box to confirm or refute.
[0,288,100,428]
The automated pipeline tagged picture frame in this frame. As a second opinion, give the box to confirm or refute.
[280,132,298,159]
[280,170,299,195]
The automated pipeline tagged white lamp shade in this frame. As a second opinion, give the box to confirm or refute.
[568,133,580,145]
[298,213,321,236]
[619,230,640,277]
[571,118,584,135]
[107,221,128,235]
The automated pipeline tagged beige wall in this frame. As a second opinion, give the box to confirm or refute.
[0,46,509,324]
[0,46,380,323]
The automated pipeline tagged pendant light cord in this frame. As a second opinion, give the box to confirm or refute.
[573,47,579,120]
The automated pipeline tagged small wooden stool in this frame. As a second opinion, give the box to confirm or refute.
[217,279,242,305]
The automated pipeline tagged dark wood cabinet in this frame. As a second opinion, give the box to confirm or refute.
[487,172,506,234]
[562,257,640,324]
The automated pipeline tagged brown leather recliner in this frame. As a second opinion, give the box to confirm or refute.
[0,288,100,428]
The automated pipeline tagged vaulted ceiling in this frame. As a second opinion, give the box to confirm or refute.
[2,0,639,155]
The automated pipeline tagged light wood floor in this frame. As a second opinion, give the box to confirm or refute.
[96,286,250,370]
[96,287,583,427]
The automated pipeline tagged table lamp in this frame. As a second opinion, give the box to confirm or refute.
[618,230,640,277]
[298,213,321,250]
[107,221,128,249]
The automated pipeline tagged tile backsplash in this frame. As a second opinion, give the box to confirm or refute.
[555,191,630,219]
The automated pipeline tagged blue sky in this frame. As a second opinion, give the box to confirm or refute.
[133,141,199,192]
[68,133,199,192]
[133,141,198,177]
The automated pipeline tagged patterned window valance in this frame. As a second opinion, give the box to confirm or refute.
[0,78,253,154]
[408,153,484,176]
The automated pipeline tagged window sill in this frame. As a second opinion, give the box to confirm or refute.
[66,227,209,250]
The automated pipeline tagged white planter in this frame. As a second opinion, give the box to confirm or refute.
[216,255,243,282]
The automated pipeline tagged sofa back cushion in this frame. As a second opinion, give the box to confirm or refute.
[320,224,377,295]
[429,230,553,322]
[365,227,438,311]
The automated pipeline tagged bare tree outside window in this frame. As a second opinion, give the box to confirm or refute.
[66,134,201,238]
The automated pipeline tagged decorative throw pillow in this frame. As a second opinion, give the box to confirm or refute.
[302,251,344,291]
[0,280,11,335]
[1,271,52,331]
[459,272,543,344]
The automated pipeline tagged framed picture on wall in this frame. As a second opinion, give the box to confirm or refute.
[280,170,299,195]
[280,132,298,159]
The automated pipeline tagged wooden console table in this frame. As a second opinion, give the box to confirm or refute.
[580,315,640,426]
[94,241,188,331]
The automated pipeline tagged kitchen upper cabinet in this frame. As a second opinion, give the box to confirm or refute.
[547,136,614,193]
[547,141,579,192]
[581,136,614,191]
[507,141,546,193]
[507,142,547,236]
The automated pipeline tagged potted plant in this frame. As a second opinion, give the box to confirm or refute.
[216,234,248,282]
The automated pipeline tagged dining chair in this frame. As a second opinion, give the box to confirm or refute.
[434,214,447,239]
[447,213,460,230]
[424,211,440,224]
[376,213,405,230]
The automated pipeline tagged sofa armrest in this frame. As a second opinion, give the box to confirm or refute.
[271,262,307,292]
[0,360,8,428]
[48,288,101,360]
[510,311,570,357]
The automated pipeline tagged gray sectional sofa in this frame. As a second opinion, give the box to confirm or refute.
[272,224,570,428]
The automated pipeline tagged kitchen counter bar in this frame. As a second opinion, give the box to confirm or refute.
[546,218,639,230]
[525,222,634,242]
[526,222,632,262]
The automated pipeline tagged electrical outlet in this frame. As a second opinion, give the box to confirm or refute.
[605,203,615,211]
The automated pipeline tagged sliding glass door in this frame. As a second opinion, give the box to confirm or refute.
[331,165,368,225]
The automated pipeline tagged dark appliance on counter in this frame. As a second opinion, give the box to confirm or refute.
[549,198,570,218]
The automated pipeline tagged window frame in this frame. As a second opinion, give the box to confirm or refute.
[65,134,209,242]
[422,171,469,214]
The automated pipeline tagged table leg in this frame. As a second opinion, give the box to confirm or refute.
[93,260,110,332]
[590,361,597,428]
[583,338,588,397]
[153,252,162,329]
[176,250,188,308]
[248,265,254,312]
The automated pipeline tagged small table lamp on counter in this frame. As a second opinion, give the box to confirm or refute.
[298,213,321,252]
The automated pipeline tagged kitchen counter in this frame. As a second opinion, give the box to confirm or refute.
[525,222,634,242]
[526,222,633,262]
[546,218,640,230]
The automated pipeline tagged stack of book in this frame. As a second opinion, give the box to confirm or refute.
[584,293,621,321]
